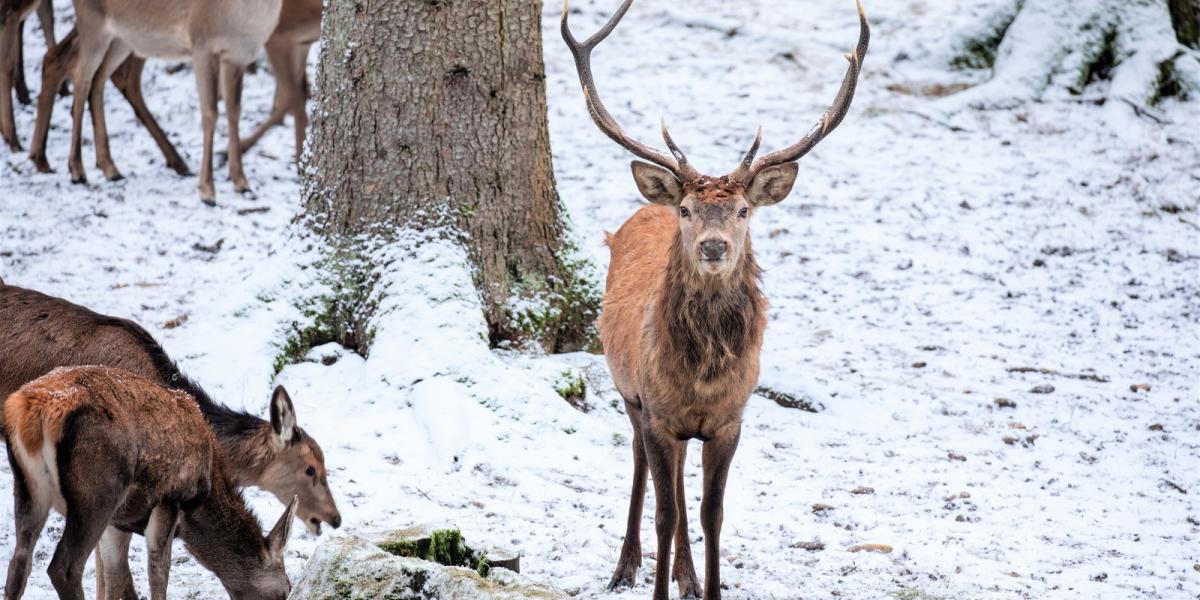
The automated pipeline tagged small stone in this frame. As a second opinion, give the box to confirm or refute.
[850,486,875,495]
[812,503,835,514]
[947,452,966,462]
[1091,572,1107,582]
[995,398,1016,409]
[847,543,892,554]
[792,540,825,552]
[955,514,966,522]
[1002,436,1017,445]
[1032,258,1045,267]
[1029,384,1055,394]
[1149,423,1164,431]
[912,361,927,368]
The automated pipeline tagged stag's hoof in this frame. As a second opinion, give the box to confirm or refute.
[607,564,639,590]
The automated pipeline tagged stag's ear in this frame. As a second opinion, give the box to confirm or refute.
[746,162,799,206]
[631,161,684,206]
[267,495,298,558]
[269,386,296,446]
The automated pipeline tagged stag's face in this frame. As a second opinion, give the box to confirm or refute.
[631,161,800,277]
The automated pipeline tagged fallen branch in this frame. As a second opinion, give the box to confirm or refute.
[1006,366,1109,383]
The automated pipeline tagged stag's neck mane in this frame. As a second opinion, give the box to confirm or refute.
[655,234,765,383]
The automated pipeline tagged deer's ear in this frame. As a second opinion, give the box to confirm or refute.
[267,495,298,559]
[746,162,798,206]
[631,161,684,206]
[269,386,296,446]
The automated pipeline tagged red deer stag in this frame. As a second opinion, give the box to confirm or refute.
[0,282,341,598]
[563,1,869,598]
[66,0,282,204]
[3,366,296,600]
[238,0,321,162]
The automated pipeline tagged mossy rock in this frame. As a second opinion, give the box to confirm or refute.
[290,535,564,600]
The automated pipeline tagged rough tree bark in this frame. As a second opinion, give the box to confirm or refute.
[940,0,1200,120]
[301,0,599,354]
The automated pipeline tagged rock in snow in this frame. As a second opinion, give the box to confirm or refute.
[289,535,565,600]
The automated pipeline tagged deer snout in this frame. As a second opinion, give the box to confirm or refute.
[700,239,728,261]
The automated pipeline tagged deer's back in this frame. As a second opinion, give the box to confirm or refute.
[600,205,677,402]
[4,366,214,522]
[0,284,162,404]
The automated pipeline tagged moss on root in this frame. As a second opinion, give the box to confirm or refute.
[951,1,1023,70]
[499,240,601,354]
[272,248,377,374]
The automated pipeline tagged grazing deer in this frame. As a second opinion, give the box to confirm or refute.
[3,366,296,600]
[66,0,282,204]
[562,1,869,598]
[238,0,321,162]
[0,282,341,598]
[29,27,190,176]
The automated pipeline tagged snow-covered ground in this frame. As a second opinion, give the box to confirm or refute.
[2,0,1198,599]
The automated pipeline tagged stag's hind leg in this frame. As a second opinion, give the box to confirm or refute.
[4,448,51,600]
[672,443,701,599]
[609,401,648,590]
[0,13,26,151]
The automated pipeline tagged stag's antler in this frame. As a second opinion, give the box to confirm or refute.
[730,0,869,184]
[562,0,701,183]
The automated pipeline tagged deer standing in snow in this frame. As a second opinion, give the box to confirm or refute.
[562,1,869,598]
[65,0,282,204]
[3,366,296,600]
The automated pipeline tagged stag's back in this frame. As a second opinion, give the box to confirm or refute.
[599,205,677,401]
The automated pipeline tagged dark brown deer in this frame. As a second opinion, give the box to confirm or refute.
[3,366,296,600]
[562,1,869,598]
[29,27,190,176]
[0,282,341,598]
[238,0,321,162]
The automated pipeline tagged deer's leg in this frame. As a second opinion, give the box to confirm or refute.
[238,39,290,156]
[112,56,190,175]
[4,450,51,600]
[29,27,76,173]
[672,442,700,599]
[609,402,647,590]
[192,51,219,204]
[642,415,681,600]
[35,0,53,48]
[289,42,312,163]
[67,28,112,183]
[145,503,180,600]
[1,16,24,151]
[14,22,30,106]
[699,425,741,600]
[219,59,250,194]
[89,42,131,181]
[96,527,132,600]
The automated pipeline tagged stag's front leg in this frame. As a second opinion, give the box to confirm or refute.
[699,425,741,600]
[672,442,701,599]
[609,406,648,590]
[642,417,681,600]
[192,52,219,204]
[219,59,250,194]
[145,503,180,600]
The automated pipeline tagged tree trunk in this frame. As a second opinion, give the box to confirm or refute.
[302,0,599,354]
[940,0,1200,119]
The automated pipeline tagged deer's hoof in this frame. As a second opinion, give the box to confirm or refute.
[607,565,638,590]
[70,173,87,185]
[30,155,52,174]
[104,170,125,182]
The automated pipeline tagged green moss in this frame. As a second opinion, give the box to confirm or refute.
[891,589,948,600]
[951,1,1022,70]
[475,552,490,578]
[501,240,601,354]
[378,528,469,568]
[551,370,586,405]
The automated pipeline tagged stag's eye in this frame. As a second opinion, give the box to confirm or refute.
[305,466,317,478]
[679,206,690,218]
[738,207,749,218]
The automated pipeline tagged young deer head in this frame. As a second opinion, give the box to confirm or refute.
[258,385,341,534]
[563,0,868,278]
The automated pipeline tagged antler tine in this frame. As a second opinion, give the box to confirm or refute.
[732,0,870,184]
[562,0,700,182]
[728,126,763,183]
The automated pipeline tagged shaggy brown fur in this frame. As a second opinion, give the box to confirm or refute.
[3,366,294,600]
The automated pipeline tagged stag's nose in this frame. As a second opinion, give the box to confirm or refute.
[700,239,728,261]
